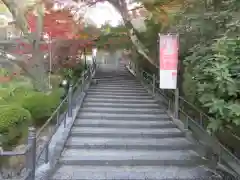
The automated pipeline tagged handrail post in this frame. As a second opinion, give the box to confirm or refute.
[185,116,189,130]
[135,63,137,77]
[88,67,91,80]
[82,71,85,85]
[135,63,139,78]
[134,63,137,75]
[174,88,179,119]
[68,84,73,117]
[152,74,156,96]
[26,126,36,180]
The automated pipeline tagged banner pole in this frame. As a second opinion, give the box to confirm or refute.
[174,34,180,119]
[174,88,179,119]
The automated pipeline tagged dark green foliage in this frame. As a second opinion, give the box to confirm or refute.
[0,105,31,149]
[185,38,240,132]
[72,64,85,83]
[119,0,240,133]
[0,86,64,148]
[96,25,132,50]
[21,89,63,126]
[60,63,85,84]
[177,0,240,132]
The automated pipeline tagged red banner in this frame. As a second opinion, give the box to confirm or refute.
[159,34,179,89]
[159,35,178,70]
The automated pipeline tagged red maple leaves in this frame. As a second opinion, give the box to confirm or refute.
[27,3,77,39]
[7,0,100,74]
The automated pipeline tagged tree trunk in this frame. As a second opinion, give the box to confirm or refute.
[108,0,158,68]
[1,0,48,91]
[31,4,48,92]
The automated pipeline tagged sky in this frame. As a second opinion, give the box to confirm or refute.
[85,2,123,28]
[0,0,140,28]
[0,0,123,27]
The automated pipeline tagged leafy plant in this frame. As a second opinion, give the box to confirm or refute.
[185,37,240,132]
[0,105,31,149]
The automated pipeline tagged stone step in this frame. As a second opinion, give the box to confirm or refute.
[95,78,135,81]
[96,74,135,77]
[82,102,160,108]
[95,74,131,76]
[59,149,207,166]
[86,91,149,96]
[86,94,153,100]
[89,86,146,90]
[80,107,165,114]
[78,112,169,120]
[95,80,141,84]
[96,81,140,85]
[88,88,148,93]
[93,78,137,81]
[95,75,134,79]
[94,84,143,88]
[74,119,176,128]
[71,127,181,134]
[70,127,185,138]
[65,137,195,150]
[84,98,157,104]
[51,165,220,180]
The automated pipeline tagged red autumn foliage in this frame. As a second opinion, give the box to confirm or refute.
[27,8,77,39]
[8,1,105,74]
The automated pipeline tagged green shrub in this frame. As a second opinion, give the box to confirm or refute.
[0,98,7,105]
[49,88,67,113]
[0,105,31,149]
[21,89,63,126]
[0,89,11,105]
[21,93,52,126]
[50,75,63,89]
[49,88,65,100]
[182,67,198,103]
[72,64,85,83]
[184,38,240,132]
[3,87,35,106]
[0,88,10,99]
[50,87,64,103]
[11,87,31,96]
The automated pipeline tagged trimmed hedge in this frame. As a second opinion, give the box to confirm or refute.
[21,93,54,126]
[0,105,31,149]
[0,89,10,100]
[50,75,63,89]
[50,88,67,114]
[21,89,64,126]
[2,87,35,106]
[0,98,7,105]
[0,87,65,149]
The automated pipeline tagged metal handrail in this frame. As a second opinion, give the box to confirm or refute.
[127,61,240,176]
[0,62,96,180]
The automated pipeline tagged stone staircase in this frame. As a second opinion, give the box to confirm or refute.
[50,67,221,180]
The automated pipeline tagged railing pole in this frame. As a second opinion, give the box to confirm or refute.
[152,74,156,96]
[44,144,49,163]
[89,68,91,79]
[200,113,203,127]
[81,79,84,93]
[185,116,189,130]
[174,88,179,119]
[135,63,137,75]
[26,126,36,180]
[168,99,171,111]
[56,110,60,126]
[63,111,67,128]
[68,84,73,118]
